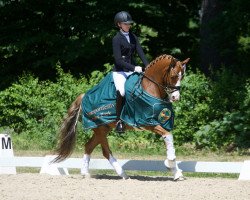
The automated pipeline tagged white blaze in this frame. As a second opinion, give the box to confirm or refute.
[170,71,181,102]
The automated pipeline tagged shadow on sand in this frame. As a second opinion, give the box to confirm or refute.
[92,174,174,181]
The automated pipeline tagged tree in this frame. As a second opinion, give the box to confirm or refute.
[200,0,250,76]
[200,0,221,74]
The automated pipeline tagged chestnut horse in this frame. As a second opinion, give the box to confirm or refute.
[53,54,189,181]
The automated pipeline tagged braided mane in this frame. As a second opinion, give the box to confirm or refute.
[145,54,173,70]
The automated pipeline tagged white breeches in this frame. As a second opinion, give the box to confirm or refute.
[113,71,133,96]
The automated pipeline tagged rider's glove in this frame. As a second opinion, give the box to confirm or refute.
[134,66,143,73]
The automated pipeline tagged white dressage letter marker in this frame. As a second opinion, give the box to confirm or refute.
[238,160,250,180]
[0,134,16,174]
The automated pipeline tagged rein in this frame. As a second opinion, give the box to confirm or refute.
[142,73,181,95]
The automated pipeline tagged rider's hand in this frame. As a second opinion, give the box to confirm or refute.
[134,66,142,73]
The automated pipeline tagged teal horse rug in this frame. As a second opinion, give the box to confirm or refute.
[82,72,174,131]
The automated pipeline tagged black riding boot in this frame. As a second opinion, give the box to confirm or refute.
[115,91,125,133]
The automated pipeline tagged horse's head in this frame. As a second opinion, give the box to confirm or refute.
[167,57,190,102]
[143,55,189,102]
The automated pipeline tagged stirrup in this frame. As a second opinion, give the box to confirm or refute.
[115,120,125,133]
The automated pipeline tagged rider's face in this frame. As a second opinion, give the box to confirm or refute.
[118,22,132,32]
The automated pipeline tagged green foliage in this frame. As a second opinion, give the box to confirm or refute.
[173,70,212,144]
[173,68,249,150]
[88,63,112,87]
[107,130,163,154]
[0,64,89,149]
[238,36,250,51]
[0,65,249,151]
[194,79,250,150]
[209,68,245,117]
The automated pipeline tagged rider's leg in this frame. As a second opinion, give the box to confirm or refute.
[113,72,126,97]
[112,72,127,133]
[115,91,126,133]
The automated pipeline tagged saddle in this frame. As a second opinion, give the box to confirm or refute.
[82,72,174,131]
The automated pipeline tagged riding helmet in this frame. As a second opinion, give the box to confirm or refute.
[114,11,134,26]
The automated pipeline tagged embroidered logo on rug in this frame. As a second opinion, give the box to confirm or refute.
[158,108,171,124]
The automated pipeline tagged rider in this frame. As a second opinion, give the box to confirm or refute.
[112,11,149,133]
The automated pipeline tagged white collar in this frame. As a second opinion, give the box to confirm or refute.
[120,30,129,36]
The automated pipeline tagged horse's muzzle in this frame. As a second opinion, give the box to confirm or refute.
[170,91,180,102]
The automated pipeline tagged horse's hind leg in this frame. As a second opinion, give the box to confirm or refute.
[98,126,129,179]
[81,130,100,177]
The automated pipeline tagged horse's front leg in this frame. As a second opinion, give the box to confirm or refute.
[98,126,129,180]
[153,125,184,181]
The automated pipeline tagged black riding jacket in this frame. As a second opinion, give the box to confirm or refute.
[112,31,149,72]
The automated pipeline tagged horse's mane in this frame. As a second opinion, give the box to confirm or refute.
[146,54,173,70]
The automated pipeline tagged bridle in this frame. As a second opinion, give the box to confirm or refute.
[143,73,181,95]
[142,56,183,96]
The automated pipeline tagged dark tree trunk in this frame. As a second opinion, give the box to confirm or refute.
[200,0,222,75]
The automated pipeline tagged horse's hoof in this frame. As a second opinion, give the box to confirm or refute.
[82,173,91,179]
[174,175,186,181]
[122,176,130,180]
[173,170,185,181]
[120,172,129,180]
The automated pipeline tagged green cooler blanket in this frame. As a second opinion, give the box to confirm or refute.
[82,72,174,131]
[82,73,117,129]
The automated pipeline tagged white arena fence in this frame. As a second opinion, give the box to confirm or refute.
[0,133,249,180]
[0,155,249,180]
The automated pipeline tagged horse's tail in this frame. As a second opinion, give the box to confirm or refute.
[53,94,84,163]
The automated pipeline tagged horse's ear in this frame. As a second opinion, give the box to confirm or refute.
[181,58,190,74]
[181,58,190,65]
